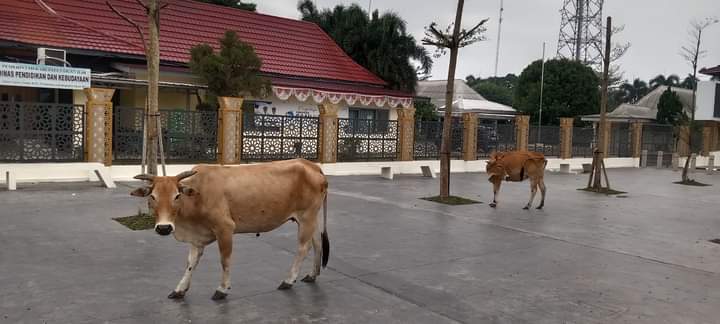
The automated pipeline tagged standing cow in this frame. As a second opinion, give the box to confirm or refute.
[486,151,547,209]
[130,159,329,300]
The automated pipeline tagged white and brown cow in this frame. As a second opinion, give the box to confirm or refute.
[486,151,547,209]
[130,159,329,300]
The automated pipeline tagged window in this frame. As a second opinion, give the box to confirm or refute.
[348,108,389,133]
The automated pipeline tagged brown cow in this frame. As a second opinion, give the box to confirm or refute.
[486,151,547,209]
[130,159,329,300]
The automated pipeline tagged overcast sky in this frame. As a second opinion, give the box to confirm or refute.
[256,0,720,82]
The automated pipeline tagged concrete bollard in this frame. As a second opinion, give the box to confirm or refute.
[708,155,715,175]
[641,150,648,168]
[690,153,697,174]
[656,151,664,169]
[559,163,570,174]
[672,153,679,170]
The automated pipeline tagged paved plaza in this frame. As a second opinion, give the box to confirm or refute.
[1,168,719,323]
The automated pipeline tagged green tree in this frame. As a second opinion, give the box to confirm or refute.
[414,100,438,121]
[680,74,696,89]
[465,73,518,106]
[656,86,685,125]
[514,59,599,125]
[298,0,432,92]
[619,78,649,103]
[189,31,270,105]
[649,74,680,89]
[197,0,256,11]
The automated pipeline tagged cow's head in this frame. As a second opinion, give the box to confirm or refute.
[130,171,198,236]
[486,152,506,189]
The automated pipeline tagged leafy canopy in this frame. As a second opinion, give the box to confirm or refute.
[465,74,518,107]
[298,0,432,92]
[656,86,685,125]
[196,0,256,11]
[515,59,599,125]
[414,100,439,121]
[189,31,270,101]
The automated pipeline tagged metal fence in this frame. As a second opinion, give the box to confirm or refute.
[113,107,218,163]
[241,113,319,161]
[641,124,674,167]
[477,122,515,158]
[528,125,561,157]
[572,127,595,158]
[0,101,85,162]
[337,118,398,161]
[608,123,631,157]
[412,119,464,160]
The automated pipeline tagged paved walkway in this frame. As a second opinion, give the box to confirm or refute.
[1,168,719,323]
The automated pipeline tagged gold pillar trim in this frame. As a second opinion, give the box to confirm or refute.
[318,103,340,163]
[218,96,244,164]
[514,115,530,152]
[397,106,416,161]
[559,117,574,159]
[462,112,478,160]
[84,88,116,165]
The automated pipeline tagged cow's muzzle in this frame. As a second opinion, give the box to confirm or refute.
[155,224,174,236]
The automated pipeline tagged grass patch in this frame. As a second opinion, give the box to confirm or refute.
[673,180,711,187]
[577,187,627,195]
[421,196,481,205]
[113,211,155,230]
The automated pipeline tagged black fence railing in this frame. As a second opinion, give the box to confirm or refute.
[241,113,319,161]
[0,101,85,162]
[337,118,398,161]
[572,127,594,158]
[113,107,218,163]
[412,119,464,160]
[528,125,561,157]
[477,122,515,158]
[642,124,674,167]
[608,123,631,157]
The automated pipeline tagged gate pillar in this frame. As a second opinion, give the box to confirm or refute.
[318,103,339,163]
[218,96,244,164]
[84,88,115,165]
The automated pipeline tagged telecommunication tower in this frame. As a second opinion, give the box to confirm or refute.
[556,0,604,69]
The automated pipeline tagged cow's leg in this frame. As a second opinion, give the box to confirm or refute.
[489,181,501,208]
[212,230,233,300]
[537,178,547,209]
[169,244,204,299]
[279,213,315,290]
[301,231,322,283]
[523,178,538,210]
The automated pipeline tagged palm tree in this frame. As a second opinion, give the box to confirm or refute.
[649,74,680,88]
[620,78,649,103]
[680,74,696,89]
[298,1,432,92]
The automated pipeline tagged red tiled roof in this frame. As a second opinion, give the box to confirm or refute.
[1,0,393,90]
[700,65,720,76]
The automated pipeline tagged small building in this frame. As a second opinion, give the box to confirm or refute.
[0,0,412,163]
[416,79,517,120]
[582,86,694,123]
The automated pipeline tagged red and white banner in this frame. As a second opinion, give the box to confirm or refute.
[271,86,412,108]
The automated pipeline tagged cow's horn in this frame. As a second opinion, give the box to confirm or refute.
[134,174,155,182]
[176,170,197,181]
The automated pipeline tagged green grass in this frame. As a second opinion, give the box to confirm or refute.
[578,187,627,195]
[673,180,711,187]
[113,211,155,230]
[421,196,482,205]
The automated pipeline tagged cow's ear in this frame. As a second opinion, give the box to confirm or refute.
[179,185,198,196]
[130,187,151,197]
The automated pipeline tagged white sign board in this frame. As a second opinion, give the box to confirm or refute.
[0,61,91,90]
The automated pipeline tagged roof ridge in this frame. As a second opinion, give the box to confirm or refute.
[35,0,146,54]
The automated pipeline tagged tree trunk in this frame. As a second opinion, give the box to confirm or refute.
[682,28,701,183]
[439,0,465,198]
[592,16,612,189]
[146,0,160,176]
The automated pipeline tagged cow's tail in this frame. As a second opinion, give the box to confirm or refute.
[321,182,330,268]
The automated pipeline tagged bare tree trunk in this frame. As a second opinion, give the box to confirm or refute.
[145,0,160,176]
[439,0,465,198]
[592,16,612,189]
[682,27,701,183]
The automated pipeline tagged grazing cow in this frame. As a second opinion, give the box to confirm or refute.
[130,159,329,300]
[486,151,547,209]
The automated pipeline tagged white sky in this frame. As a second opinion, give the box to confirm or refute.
[256,0,720,82]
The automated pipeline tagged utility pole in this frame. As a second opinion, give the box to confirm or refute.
[538,42,546,143]
[493,0,504,77]
[575,0,584,61]
[146,0,160,176]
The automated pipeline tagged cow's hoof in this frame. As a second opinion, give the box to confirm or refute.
[522,206,530,210]
[277,281,293,290]
[167,290,185,299]
[211,290,227,300]
[536,206,544,210]
[300,275,316,283]
[489,202,497,208]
